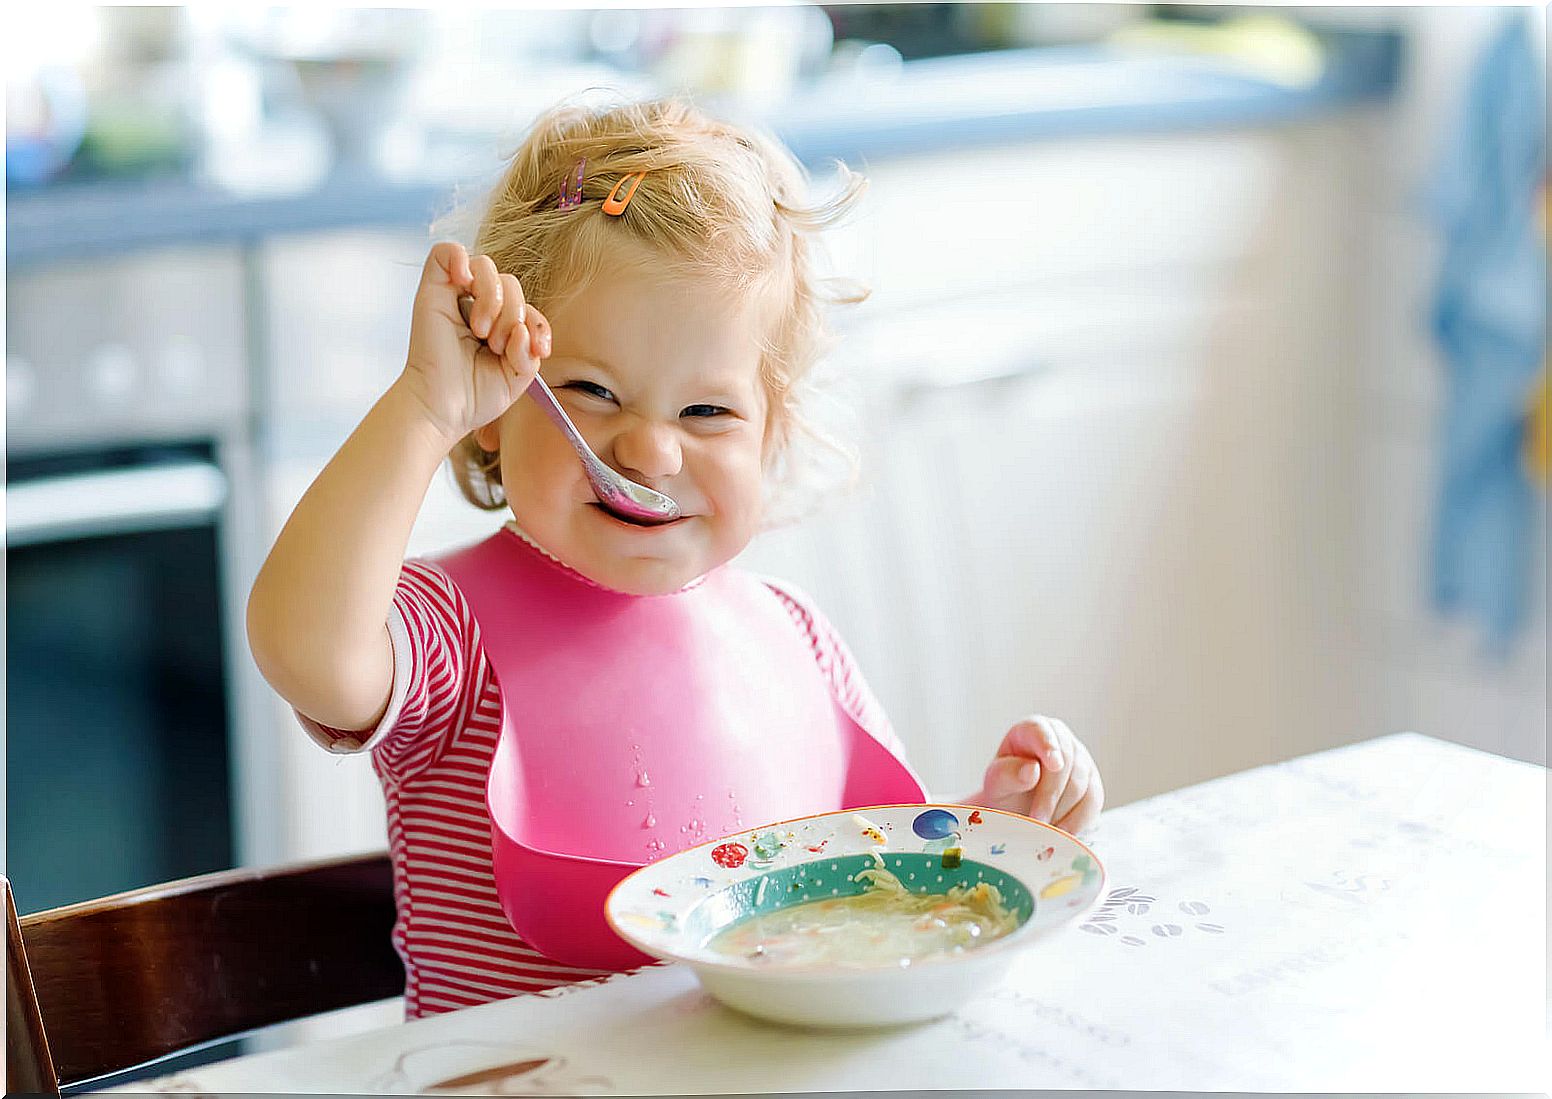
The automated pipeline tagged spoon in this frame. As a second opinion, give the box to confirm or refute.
[456,294,681,525]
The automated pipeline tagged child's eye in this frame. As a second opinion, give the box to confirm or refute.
[563,381,617,403]
[681,404,733,419]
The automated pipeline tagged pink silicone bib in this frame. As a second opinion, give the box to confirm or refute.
[435,527,924,969]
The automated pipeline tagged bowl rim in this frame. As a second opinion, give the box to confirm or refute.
[603,802,1106,981]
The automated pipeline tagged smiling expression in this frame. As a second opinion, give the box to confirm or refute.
[476,243,776,595]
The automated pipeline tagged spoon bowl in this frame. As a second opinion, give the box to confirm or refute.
[456,294,680,525]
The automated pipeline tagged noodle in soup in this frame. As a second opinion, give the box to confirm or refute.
[705,856,1019,967]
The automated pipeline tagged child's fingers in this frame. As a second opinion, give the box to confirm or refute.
[522,304,552,360]
[1053,771,1103,836]
[422,242,474,302]
[980,754,1040,803]
[1025,751,1069,822]
[486,274,527,357]
[425,242,465,284]
[1049,755,1094,829]
[1004,715,1066,774]
[466,254,503,340]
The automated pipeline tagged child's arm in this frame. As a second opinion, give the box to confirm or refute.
[246,242,548,732]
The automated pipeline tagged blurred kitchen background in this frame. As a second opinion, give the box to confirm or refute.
[5,0,1545,938]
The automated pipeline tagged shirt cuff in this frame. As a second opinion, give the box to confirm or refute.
[297,606,415,756]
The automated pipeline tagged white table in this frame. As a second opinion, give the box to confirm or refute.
[108,734,1548,1094]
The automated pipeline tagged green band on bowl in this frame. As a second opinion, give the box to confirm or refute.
[684,853,1036,947]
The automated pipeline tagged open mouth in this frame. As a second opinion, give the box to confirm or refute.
[589,502,684,529]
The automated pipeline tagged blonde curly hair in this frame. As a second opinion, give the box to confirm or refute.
[432,94,869,527]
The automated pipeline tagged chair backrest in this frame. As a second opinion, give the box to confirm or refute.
[7,877,58,1095]
[4,853,402,1094]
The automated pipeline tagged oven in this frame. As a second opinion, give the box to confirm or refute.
[5,245,279,915]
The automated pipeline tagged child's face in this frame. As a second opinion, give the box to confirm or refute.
[477,249,774,596]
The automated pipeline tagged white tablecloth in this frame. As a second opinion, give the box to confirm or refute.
[108,733,1548,1094]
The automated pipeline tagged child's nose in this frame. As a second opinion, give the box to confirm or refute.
[610,418,683,483]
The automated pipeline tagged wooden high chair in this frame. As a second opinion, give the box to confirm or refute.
[4,853,402,1095]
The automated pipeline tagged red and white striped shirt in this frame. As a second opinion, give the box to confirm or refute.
[298,526,915,1018]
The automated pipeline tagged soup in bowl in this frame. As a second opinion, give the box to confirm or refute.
[605,804,1104,1027]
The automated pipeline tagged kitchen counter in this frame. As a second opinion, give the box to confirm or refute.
[7,31,1400,270]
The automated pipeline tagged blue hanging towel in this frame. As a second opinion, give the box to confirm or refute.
[1425,10,1547,653]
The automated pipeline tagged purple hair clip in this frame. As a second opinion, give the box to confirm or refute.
[558,157,585,211]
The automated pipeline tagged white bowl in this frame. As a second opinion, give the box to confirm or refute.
[605,803,1104,1027]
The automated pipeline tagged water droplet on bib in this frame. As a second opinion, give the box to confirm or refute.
[636,771,651,788]
[642,813,656,829]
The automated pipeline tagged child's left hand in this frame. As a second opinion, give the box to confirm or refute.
[969,715,1103,835]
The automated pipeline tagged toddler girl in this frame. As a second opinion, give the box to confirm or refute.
[247,97,1103,1018]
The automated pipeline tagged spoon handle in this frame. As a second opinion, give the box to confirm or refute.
[524,374,617,488]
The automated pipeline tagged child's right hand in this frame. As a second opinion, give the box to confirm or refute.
[400,241,551,444]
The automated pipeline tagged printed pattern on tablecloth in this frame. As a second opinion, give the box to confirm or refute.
[1080,885,1227,946]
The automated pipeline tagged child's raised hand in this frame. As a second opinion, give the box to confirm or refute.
[970,715,1103,835]
[400,241,551,444]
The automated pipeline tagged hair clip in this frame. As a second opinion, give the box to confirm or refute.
[602,171,645,216]
[557,158,586,211]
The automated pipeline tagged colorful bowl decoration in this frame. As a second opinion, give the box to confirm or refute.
[605,803,1104,1027]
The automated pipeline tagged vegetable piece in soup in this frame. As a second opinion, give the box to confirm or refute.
[706,861,1019,967]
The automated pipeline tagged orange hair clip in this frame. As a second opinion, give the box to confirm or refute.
[602,171,645,216]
